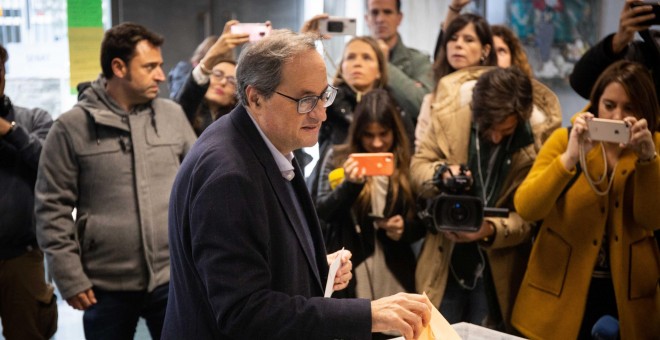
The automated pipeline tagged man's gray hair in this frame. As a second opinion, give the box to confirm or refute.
[236,29,319,107]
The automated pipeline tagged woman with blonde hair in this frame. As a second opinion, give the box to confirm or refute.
[319,36,389,156]
[308,36,406,201]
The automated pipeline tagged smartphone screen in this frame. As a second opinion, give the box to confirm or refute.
[350,152,394,176]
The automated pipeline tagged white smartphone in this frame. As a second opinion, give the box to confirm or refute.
[230,23,271,42]
[587,118,631,144]
[318,17,357,36]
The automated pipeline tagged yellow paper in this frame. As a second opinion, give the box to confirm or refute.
[328,168,345,190]
[68,27,104,90]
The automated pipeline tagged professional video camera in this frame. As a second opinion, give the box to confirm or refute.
[418,164,508,233]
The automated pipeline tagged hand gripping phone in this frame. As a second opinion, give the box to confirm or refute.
[630,2,660,26]
[349,152,394,176]
[586,118,631,144]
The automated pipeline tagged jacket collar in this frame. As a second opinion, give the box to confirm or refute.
[389,34,409,64]
[76,75,154,132]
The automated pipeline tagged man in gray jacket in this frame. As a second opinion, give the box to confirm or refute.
[35,23,196,340]
[365,0,433,122]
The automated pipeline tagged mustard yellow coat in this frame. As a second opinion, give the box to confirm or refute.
[512,127,660,339]
[411,67,560,331]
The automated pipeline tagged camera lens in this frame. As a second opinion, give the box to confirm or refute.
[327,21,344,33]
[450,202,469,223]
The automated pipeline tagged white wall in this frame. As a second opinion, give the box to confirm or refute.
[398,0,445,57]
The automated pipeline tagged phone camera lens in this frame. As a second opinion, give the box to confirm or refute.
[327,21,344,32]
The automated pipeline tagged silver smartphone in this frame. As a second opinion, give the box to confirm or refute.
[230,23,270,42]
[587,118,630,144]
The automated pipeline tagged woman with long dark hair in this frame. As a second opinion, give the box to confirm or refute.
[315,89,424,302]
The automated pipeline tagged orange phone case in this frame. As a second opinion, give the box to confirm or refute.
[350,153,394,176]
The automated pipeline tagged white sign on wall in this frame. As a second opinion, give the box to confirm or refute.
[5,41,70,79]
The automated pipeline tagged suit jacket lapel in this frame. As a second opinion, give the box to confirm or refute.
[231,107,324,292]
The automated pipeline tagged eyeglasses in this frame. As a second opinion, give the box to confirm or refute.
[274,85,338,114]
[211,70,237,88]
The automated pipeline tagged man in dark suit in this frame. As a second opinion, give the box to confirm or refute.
[164,29,432,339]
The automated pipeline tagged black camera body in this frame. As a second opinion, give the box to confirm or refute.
[419,164,508,233]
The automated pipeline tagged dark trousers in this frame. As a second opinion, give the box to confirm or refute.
[83,283,168,340]
[0,248,58,340]
[578,277,618,340]
[439,274,489,326]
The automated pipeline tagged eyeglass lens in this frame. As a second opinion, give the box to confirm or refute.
[211,70,236,86]
[297,86,337,113]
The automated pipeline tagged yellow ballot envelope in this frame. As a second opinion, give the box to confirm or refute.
[419,292,462,340]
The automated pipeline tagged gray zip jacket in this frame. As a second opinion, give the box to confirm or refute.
[35,76,196,299]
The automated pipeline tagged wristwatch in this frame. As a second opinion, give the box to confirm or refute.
[2,121,16,138]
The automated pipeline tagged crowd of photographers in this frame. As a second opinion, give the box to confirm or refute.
[306,0,660,339]
[1,0,659,339]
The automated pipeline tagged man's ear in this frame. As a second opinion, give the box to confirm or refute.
[111,58,128,79]
[245,85,261,108]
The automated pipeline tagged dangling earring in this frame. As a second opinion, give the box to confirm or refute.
[480,56,485,64]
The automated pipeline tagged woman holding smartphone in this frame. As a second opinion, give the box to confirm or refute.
[512,60,660,339]
[305,35,413,201]
[176,20,249,136]
[314,90,425,305]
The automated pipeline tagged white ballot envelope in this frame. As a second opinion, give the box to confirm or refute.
[324,248,345,298]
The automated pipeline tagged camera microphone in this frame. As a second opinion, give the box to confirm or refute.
[483,207,509,217]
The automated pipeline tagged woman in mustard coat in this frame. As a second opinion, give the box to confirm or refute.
[512,60,660,339]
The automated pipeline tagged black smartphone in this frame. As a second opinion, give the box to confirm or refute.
[631,2,660,26]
